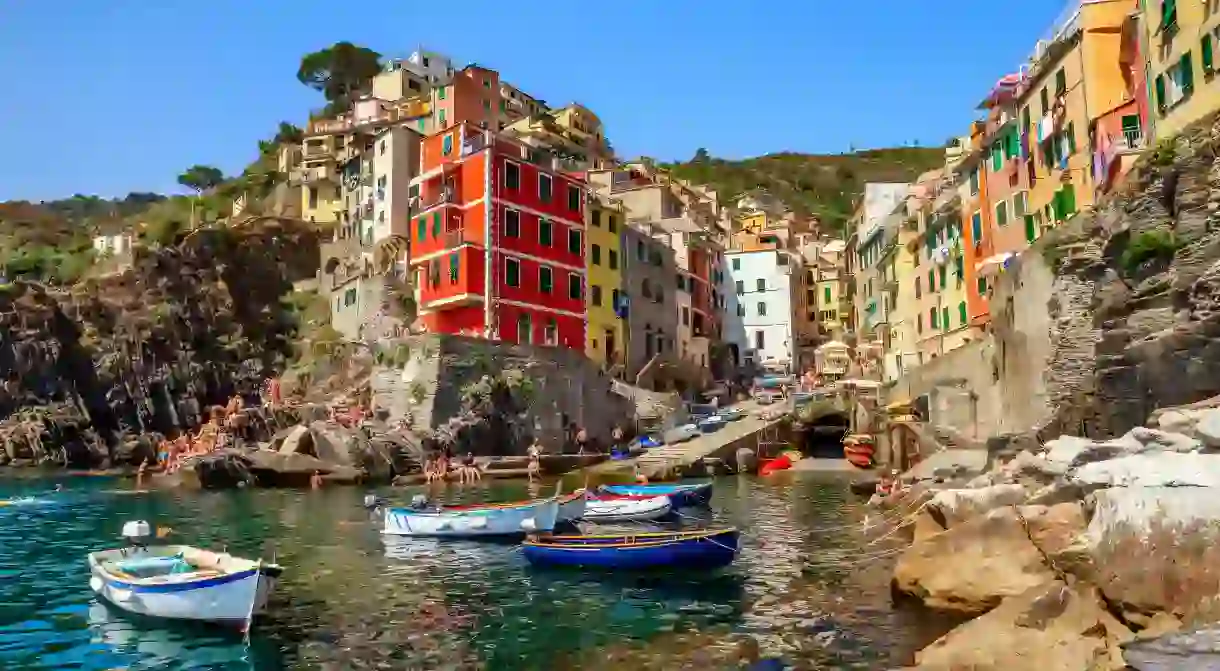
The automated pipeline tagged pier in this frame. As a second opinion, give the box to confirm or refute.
[593,400,794,479]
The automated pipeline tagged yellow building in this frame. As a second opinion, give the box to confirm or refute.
[887,169,944,378]
[1143,0,1220,139]
[1015,0,1134,235]
[299,134,342,225]
[586,195,626,369]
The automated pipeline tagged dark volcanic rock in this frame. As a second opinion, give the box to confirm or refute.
[0,221,319,468]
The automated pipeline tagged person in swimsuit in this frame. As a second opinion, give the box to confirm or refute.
[526,441,542,483]
[460,452,480,483]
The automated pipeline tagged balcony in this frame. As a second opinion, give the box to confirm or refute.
[295,165,334,184]
[419,187,455,212]
[461,133,488,157]
[302,142,332,160]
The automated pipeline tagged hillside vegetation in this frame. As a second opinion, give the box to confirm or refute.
[662,147,946,232]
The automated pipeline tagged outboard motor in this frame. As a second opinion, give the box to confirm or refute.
[363,493,380,510]
[121,520,153,555]
[409,494,429,510]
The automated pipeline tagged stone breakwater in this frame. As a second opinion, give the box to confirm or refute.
[882,402,1220,670]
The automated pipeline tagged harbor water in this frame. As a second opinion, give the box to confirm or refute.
[0,474,949,670]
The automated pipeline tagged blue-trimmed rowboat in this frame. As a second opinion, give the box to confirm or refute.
[598,481,713,508]
[522,528,740,570]
[87,542,281,630]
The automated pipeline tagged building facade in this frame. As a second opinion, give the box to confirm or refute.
[409,122,588,349]
[620,221,679,380]
[1142,0,1219,140]
[586,195,626,369]
[724,249,796,370]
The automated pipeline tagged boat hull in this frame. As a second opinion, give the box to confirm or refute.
[599,482,713,508]
[584,495,671,523]
[445,490,587,523]
[87,550,277,627]
[523,529,740,570]
[383,499,561,537]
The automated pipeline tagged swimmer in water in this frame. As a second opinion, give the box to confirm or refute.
[54,484,63,492]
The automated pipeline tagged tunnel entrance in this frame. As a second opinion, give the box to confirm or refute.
[799,413,850,459]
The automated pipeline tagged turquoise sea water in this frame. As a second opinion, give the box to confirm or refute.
[0,474,940,670]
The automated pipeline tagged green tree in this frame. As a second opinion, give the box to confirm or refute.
[177,165,225,195]
[297,42,382,110]
[273,122,304,145]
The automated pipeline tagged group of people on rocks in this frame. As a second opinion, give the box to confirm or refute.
[422,449,484,484]
[154,394,249,474]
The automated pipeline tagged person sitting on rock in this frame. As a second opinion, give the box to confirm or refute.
[458,452,481,484]
[526,441,542,483]
[310,470,324,489]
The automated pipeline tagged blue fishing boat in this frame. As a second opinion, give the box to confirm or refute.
[599,481,713,508]
[522,528,740,570]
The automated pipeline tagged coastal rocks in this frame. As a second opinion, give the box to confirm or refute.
[1070,452,1220,489]
[913,580,1132,671]
[924,483,1028,528]
[1123,625,1220,670]
[188,447,363,488]
[893,507,1058,615]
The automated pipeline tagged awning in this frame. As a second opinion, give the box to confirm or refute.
[974,252,1015,276]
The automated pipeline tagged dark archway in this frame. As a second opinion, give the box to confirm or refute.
[800,412,850,459]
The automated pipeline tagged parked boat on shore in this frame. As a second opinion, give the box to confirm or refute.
[583,495,672,523]
[599,482,713,508]
[522,528,740,570]
[87,521,281,630]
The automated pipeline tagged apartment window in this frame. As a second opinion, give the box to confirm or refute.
[995,201,1008,227]
[592,210,601,228]
[735,280,745,295]
[757,301,767,316]
[1025,213,1039,243]
[504,162,521,190]
[539,266,553,293]
[568,228,582,255]
[439,110,447,126]
[438,86,447,100]
[927,270,935,292]
[1161,0,1178,31]
[417,119,426,132]
[442,134,453,156]
[506,258,521,287]
[544,319,557,346]
[568,272,582,300]
[483,99,491,112]
[682,307,690,326]
[756,278,766,292]
[636,240,646,261]
[592,284,603,306]
[641,278,652,299]
[977,276,988,296]
[539,218,553,246]
[609,249,619,270]
[731,258,740,270]
[308,187,319,209]
[1013,192,1027,218]
[915,277,922,299]
[917,313,924,334]
[612,288,621,310]
[942,307,950,331]
[379,140,386,155]
[737,305,746,317]
[930,307,939,329]
[754,330,765,350]
[432,212,441,239]
[343,288,357,307]
[958,301,969,326]
[591,244,602,265]
[416,216,426,242]
[969,168,979,196]
[823,286,832,303]
[777,254,789,266]
[1156,52,1195,112]
[1205,32,1215,74]
[1121,115,1143,148]
[971,211,983,243]
[939,267,947,289]
[1040,86,1049,115]
[502,208,521,238]
[567,185,581,212]
[1054,68,1067,97]
[449,252,460,284]
[539,174,553,202]
[608,215,618,233]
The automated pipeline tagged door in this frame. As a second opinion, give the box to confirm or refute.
[605,329,616,363]
[517,314,531,344]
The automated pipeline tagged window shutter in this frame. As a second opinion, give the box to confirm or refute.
[1182,51,1195,94]
[1024,215,1037,242]
[1067,122,1077,154]
[958,301,968,325]
[1205,34,1215,72]
[1155,75,1167,111]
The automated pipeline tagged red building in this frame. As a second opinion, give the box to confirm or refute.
[410,122,587,349]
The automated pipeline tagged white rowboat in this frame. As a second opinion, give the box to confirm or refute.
[382,497,562,537]
[584,495,673,523]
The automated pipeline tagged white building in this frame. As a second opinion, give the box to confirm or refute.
[724,249,796,371]
[371,125,422,248]
[92,233,133,257]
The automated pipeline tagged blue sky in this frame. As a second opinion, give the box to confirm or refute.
[1,0,1071,202]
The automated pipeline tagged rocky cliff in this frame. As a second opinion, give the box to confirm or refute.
[0,220,319,468]
[1020,113,1220,441]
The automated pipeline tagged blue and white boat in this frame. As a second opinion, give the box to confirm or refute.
[382,495,562,537]
[87,521,281,630]
[522,528,740,570]
[599,481,714,508]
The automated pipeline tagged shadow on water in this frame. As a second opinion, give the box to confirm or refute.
[0,472,953,669]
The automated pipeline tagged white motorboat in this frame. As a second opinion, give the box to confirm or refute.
[87,521,281,631]
[583,495,673,523]
[382,496,562,537]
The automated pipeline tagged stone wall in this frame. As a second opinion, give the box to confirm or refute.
[890,337,997,438]
[372,334,633,455]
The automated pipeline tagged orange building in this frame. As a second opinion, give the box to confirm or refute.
[958,120,994,328]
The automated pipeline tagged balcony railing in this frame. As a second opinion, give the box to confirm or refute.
[461,133,488,157]
[419,188,454,211]
[442,228,481,248]
[1119,127,1144,151]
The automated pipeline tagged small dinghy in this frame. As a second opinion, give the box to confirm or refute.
[383,493,562,537]
[87,521,281,630]
[599,482,713,508]
[434,489,587,523]
[522,528,740,570]
[584,495,672,523]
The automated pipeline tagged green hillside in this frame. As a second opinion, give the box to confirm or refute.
[660,147,946,232]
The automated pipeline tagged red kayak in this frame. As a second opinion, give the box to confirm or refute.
[759,453,793,476]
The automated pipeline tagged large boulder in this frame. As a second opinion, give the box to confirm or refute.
[1124,625,1220,670]
[925,484,1028,528]
[1071,453,1220,489]
[913,580,1132,670]
[893,506,1059,615]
